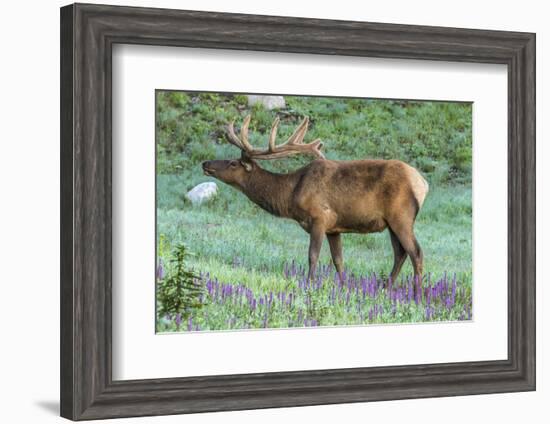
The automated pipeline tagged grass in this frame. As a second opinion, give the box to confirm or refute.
[156,177,472,332]
[158,179,471,281]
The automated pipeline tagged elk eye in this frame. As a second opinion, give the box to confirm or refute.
[230,161,238,168]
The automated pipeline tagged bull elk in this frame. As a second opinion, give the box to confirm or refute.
[202,115,429,286]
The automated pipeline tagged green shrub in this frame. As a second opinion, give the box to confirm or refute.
[156,243,203,331]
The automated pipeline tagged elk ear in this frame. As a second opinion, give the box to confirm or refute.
[239,151,254,172]
[240,159,253,172]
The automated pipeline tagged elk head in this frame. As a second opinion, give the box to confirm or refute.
[202,115,325,187]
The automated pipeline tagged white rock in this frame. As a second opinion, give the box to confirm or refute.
[186,182,218,205]
[247,95,286,110]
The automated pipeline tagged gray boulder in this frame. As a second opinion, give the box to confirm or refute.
[247,95,286,110]
[186,182,218,205]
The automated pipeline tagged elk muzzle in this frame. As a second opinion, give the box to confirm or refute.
[202,161,216,176]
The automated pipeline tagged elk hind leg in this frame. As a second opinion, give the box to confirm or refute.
[388,221,424,285]
[388,227,407,283]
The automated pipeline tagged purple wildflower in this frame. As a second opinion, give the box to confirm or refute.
[407,277,414,303]
[173,266,472,331]
[451,274,457,304]
[156,259,164,280]
[414,275,422,305]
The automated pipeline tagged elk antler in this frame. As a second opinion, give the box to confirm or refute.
[226,115,325,160]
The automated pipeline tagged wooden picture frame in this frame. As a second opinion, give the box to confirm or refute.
[60,3,535,420]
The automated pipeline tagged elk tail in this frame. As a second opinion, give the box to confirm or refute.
[407,166,429,209]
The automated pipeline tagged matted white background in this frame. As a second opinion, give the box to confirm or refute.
[113,45,507,380]
[0,0,547,423]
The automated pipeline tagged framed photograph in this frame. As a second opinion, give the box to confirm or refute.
[154,91,471,334]
[60,3,535,420]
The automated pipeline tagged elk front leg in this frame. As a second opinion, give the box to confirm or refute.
[307,224,325,282]
[327,233,344,283]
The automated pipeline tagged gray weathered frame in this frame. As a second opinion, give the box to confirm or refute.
[60,3,536,421]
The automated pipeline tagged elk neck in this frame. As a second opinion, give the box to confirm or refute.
[239,166,298,218]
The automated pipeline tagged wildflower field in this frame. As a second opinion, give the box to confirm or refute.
[155,92,472,332]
